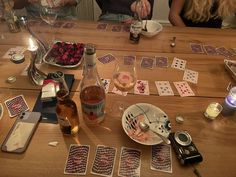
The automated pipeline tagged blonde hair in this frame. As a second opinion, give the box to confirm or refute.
[184,0,236,22]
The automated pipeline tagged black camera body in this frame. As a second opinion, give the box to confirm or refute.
[169,131,203,165]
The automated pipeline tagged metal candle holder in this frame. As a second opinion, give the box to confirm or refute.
[27,48,47,86]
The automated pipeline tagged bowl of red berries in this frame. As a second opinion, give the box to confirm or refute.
[43,41,84,68]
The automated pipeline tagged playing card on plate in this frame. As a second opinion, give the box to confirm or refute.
[64,145,90,175]
[190,43,205,54]
[118,147,141,177]
[216,47,234,58]
[98,53,116,64]
[123,55,136,65]
[141,57,154,69]
[134,80,150,95]
[112,87,127,96]
[96,23,108,30]
[171,57,187,70]
[111,25,122,32]
[4,95,29,117]
[101,78,111,93]
[91,145,117,177]
[173,81,195,97]
[151,144,172,173]
[183,69,199,84]
[155,81,174,96]
[156,56,168,67]
[203,45,218,55]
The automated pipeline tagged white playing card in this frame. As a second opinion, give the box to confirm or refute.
[171,57,187,70]
[151,144,172,173]
[91,145,117,177]
[155,81,174,96]
[101,78,111,93]
[134,80,150,95]
[64,145,90,175]
[183,69,199,84]
[112,87,127,96]
[118,147,141,177]
[173,81,195,97]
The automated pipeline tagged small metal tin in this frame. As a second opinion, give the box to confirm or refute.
[174,131,192,146]
[11,53,25,64]
[6,76,16,84]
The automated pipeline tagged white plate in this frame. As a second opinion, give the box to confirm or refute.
[122,103,171,145]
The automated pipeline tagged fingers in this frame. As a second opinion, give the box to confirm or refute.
[131,0,151,19]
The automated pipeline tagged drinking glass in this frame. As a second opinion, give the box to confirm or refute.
[112,58,137,116]
[39,1,59,47]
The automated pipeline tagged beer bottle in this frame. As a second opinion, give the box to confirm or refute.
[53,71,79,135]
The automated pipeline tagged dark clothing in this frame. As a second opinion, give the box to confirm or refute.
[96,0,154,19]
[169,0,223,28]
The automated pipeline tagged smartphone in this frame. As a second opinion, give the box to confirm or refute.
[1,112,41,153]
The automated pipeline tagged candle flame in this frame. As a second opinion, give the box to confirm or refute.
[28,37,38,51]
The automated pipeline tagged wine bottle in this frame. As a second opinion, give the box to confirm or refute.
[80,44,106,125]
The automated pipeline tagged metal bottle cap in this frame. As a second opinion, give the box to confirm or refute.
[6,76,16,83]
[11,53,25,64]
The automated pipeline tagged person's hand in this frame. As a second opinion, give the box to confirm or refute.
[131,0,151,19]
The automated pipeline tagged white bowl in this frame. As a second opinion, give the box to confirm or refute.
[141,20,163,37]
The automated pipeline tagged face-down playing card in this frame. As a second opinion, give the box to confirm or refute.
[118,147,141,177]
[64,145,90,175]
[91,145,117,177]
[98,53,116,64]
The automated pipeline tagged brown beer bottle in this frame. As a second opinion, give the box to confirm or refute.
[53,71,79,135]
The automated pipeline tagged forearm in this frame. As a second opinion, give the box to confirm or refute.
[169,13,186,26]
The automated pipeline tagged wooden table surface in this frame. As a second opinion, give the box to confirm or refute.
[0,20,236,177]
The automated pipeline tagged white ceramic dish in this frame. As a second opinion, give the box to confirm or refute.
[141,20,163,38]
[122,103,171,145]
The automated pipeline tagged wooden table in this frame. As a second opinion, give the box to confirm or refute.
[0,20,236,177]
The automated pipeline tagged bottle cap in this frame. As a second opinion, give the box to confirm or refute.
[6,76,16,83]
[11,53,25,64]
[176,115,184,123]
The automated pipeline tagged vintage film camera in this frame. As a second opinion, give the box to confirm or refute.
[169,131,203,165]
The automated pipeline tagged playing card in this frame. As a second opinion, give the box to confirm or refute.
[151,144,172,173]
[91,145,117,177]
[62,22,76,29]
[203,45,218,55]
[173,81,195,97]
[101,78,111,93]
[98,53,116,64]
[123,56,136,65]
[141,57,154,69]
[183,69,199,84]
[134,80,150,95]
[111,25,122,32]
[216,47,234,58]
[64,145,90,175]
[96,23,108,30]
[53,21,64,28]
[4,95,29,117]
[171,57,187,70]
[0,103,3,120]
[156,56,168,67]
[118,147,141,177]
[112,87,127,96]
[122,24,130,32]
[155,81,174,96]
[190,43,205,54]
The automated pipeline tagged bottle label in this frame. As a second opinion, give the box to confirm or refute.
[81,99,105,122]
[85,54,96,68]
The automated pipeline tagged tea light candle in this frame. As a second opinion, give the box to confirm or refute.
[204,102,223,120]
[28,37,38,52]
[222,87,236,116]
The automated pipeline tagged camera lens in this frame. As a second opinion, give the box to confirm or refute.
[174,131,192,146]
